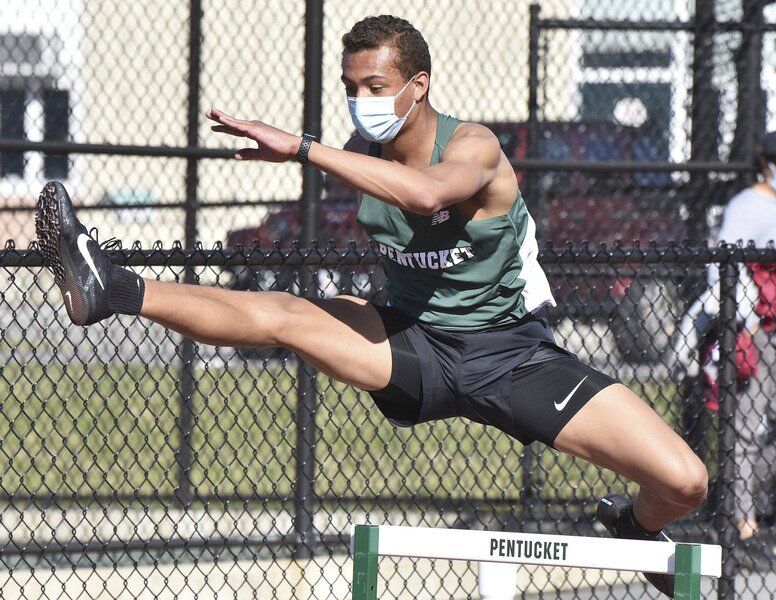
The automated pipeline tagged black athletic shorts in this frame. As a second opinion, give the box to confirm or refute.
[369,305,618,447]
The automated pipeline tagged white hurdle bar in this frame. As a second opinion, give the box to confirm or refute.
[350,524,722,600]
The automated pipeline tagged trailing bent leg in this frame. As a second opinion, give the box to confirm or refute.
[554,383,708,598]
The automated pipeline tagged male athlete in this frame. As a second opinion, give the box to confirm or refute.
[36,15,707,597]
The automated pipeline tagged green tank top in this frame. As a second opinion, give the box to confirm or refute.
[356,112,554,331]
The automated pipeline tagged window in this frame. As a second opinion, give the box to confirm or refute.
[572,0,694,179]
[582,51,672,69]
[0,87,70,180]
[43,89,70,179]
[0,90,26,177]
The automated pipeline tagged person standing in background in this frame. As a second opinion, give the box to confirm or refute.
[718,132,776,550]
[676,131,776,560]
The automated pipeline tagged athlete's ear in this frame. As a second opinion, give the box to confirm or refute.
[413,71,430,102]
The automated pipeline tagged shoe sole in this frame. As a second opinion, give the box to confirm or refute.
[35,182,66,285]
[35,182,89,325]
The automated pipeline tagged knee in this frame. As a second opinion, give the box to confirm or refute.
[250,291,301,347]
[663,455,709,509]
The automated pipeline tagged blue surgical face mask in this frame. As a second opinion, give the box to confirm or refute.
[347,76,417,143]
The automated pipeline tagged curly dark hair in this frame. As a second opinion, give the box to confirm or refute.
[756,131,776,176]
[342,15,431,80]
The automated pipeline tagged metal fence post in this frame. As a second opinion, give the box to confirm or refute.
[730,0,765,188]
[688,0,717,243]
[714,252,738,599]
[175,0,204,508]
[293,0,324,560]
[525,3,541,216]
[520,3,542,519]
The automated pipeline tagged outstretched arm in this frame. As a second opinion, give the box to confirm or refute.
[307,129,500,215]
[205,108,501,216]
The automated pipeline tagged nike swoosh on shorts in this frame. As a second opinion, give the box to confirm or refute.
[554,375,589,411]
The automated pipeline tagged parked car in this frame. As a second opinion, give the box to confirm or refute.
[483,120,685,362]
[226,199,386,300]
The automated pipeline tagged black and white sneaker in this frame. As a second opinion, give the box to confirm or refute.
[35,181,118,326]
[597,494,675,598]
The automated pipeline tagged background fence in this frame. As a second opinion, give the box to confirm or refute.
[1,0,776,598]
[1,245,775,599]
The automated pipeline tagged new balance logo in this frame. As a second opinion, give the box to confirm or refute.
[430,210,450,225]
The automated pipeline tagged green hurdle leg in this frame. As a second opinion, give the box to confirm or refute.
[674,543,702,600]
[353,525,380,600]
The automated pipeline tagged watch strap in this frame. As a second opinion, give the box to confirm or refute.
[296,133,316,164]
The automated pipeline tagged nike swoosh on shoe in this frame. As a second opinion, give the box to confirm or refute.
[77,233,105,289]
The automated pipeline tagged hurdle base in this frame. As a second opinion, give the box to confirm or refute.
[674,543,702,600]
[352,525,379,600]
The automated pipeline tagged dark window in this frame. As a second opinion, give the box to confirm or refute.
[43,89,70,179]
[0,90,26,177]
[581,82,673,186]
[583,51,672,69]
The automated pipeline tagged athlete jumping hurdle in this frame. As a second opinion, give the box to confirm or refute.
[35,15,708,598]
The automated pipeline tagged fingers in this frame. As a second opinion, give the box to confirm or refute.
[205,107,230,122]
[206,107,260,158]
[205,107,243,127]
[206,107,268,151]
[235,148,261,160]
[211,124,247,137]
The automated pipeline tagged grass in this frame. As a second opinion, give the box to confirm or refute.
[0,360,686,505]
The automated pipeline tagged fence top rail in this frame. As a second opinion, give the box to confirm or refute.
[509,159,752,173]
[0,138,755,173]
[350,524,722,577]
[1,243,775,268]
[0,138,235,160]
[536,16,776,34]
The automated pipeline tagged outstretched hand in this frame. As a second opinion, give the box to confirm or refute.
[205,107,302,162]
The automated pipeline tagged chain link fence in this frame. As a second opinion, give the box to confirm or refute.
[2,1,773,248]
[523,1,776,247]
[0,245,774,599]
[1,0,776,598]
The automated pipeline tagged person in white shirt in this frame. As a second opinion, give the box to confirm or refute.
[675,131,776,554]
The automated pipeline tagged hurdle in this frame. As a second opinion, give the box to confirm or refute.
[350,524,722,600]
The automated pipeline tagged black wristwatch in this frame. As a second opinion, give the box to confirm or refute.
[296,133,316,164]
